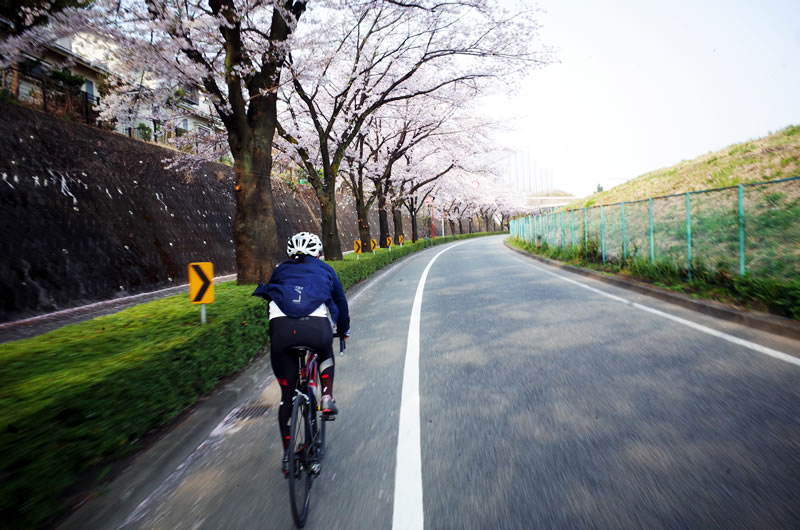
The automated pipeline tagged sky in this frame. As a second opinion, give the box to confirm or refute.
[488,0,800,198]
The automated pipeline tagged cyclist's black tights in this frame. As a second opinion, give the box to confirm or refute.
[269,316,334,449]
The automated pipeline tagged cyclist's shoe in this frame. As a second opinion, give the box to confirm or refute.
[321,395,338,420]
[282,448,290,477]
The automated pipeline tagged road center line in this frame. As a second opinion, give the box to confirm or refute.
[507,253,800,367]
[393,241,469,529]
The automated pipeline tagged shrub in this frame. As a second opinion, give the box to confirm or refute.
[136,123,153,142]
[0,283,268,527]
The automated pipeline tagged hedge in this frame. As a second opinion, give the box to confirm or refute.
[0,231,503,528]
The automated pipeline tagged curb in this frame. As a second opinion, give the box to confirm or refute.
[504,241,800,341]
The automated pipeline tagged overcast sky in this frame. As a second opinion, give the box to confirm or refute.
[488,0,800,197]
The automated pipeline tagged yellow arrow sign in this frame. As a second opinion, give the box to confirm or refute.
[370,239,377,251]
[386,236,393,247]
[188,262,214,304]
[398,235,404,245]
[354,240,362,254]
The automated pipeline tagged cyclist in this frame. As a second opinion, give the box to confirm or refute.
[252,232,350,475]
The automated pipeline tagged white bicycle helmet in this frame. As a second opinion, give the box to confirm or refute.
[287,231,323,258]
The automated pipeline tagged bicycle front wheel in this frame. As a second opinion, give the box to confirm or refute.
[288,397,312,528]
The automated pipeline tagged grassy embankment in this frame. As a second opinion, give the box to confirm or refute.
[568,124,800,209]
[0,231,502,528]
[512,125,800,318]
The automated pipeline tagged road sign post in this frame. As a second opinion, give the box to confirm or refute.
[370,239,377,254]
[188,262,214,324]
[398,235,404,246]
[354,240,362,260]
[386,236,392,251]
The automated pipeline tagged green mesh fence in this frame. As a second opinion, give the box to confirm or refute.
[510,176,800,283]
[690,187,740,277]
[743,178,800,282]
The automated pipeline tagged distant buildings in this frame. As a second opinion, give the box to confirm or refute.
[1,25,223,153]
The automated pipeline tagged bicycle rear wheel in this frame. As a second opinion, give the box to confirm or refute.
[288,397,312,528]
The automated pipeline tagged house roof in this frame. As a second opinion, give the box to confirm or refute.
[44,42,113,77]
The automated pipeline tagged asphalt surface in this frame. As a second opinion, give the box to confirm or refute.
[61,236,800,529]
[0,274,237,343]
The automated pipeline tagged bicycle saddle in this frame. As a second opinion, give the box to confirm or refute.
[286,345,315,356]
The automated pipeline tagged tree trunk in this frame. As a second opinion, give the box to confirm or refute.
[484,214,490,232]
[468,218,473,234]
[392,203,404,242]
[458,218,464,234]
[319,192,343,260]
[406,201,420,242]
[11,64,19,98]
[378,187,390,248]
[448,219,456,235]
[355,193,372,253]
[232,140,282,283]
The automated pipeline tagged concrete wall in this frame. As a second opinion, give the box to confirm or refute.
[0,102,403,323]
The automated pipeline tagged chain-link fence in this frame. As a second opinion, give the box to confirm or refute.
[511,176,800,283]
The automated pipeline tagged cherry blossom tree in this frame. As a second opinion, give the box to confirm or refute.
[338,96,460,249]
[277,0,549,258]
[1,0,309,282]
[3,0,548,269]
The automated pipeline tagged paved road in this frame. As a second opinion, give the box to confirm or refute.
[64,236,800,529]
[0,274,237,343]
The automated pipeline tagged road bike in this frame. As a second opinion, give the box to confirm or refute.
[286,334,346,528]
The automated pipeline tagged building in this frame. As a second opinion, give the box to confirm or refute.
[1,26,223,151]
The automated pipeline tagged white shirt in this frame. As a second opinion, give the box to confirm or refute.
[269,301,329,320]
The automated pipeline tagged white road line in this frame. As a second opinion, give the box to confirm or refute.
[507,253,800,367]
[393,241,469,529]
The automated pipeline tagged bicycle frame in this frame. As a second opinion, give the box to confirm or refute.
[293,350,319,408]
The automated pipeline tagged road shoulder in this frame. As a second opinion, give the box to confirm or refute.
[503,239,800,341]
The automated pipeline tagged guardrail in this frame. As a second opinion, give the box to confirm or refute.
[511,176,799,283]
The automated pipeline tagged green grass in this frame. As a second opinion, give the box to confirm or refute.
[564,125,800,209]
[0,231,504,528]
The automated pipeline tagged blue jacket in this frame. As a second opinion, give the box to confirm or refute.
[252,256,350,332]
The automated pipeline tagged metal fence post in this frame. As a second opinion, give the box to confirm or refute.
[621,201,627,260]
[571,210,575,248]
[560,211,565,248]
[600,205,606,264]
[738,184,745,275]
[584,207,588,254]
[547,212,550,246]
[649,198,654,263]
[686,192,692,281]
[542,214,550,245]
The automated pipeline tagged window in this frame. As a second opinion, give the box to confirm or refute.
[181,118,189,130]
[84,80,94,100]
[181,85,199,105]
